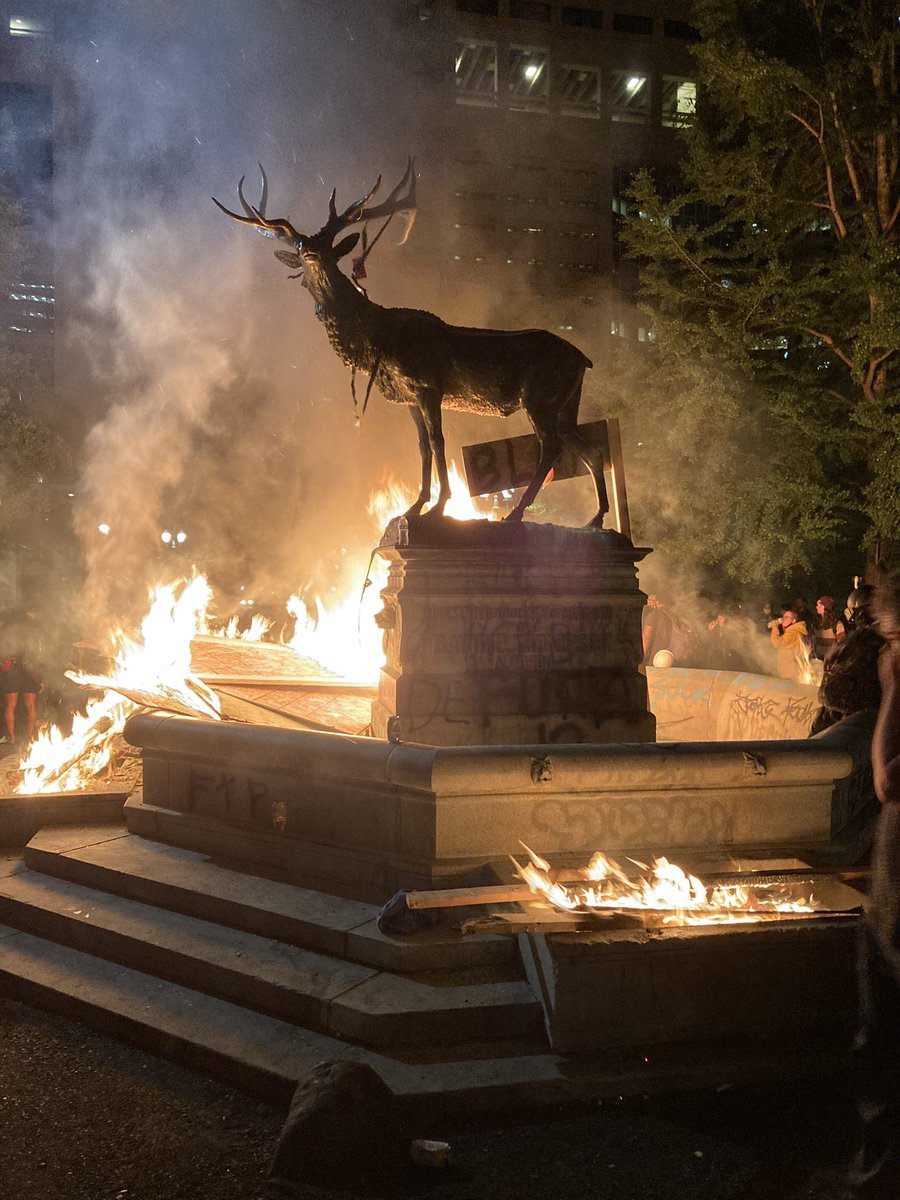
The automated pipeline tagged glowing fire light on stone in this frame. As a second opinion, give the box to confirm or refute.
[512,843,817,925]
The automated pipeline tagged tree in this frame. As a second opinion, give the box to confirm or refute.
[614,0,899,588]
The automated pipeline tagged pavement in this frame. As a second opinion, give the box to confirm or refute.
[0,993,857,1200]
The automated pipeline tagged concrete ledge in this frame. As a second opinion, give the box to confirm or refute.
[0,791,130,849]
[0,925,853,1117]
[520,915,859,1054]
[648,668,820,742]
[124,713,855,899]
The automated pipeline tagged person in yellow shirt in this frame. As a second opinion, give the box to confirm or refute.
[768,608,812,680]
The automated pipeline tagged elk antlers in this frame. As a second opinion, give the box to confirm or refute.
[212,157,417,248]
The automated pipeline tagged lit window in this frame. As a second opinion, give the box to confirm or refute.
[559,64,600,119]
[455,41,498,106]
[662,77,696,126]
[509,46,549,110]
[9,14,52,37]
[611,71,649,122]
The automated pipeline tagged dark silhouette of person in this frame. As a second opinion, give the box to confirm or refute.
[641,595,674,666]
[847,571,900,1198]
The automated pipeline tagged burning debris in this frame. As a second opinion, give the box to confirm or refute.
[17,576,221,796]
[511,843,824,927]
[14,467,489,797]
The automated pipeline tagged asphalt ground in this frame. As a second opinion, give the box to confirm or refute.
[0,996,856,1200]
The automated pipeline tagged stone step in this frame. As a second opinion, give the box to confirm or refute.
[23,824,515,974]
[0,867,542,1050]
[0,919,851,1119]
[0,923,578,1117]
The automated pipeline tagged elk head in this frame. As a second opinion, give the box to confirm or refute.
[212,158,417,300]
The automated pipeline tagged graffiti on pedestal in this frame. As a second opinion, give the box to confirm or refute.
[188,766,271,822]
[399,601,641,673]
[529,795,734,849]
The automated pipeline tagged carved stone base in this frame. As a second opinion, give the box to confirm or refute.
[371,516,655,746]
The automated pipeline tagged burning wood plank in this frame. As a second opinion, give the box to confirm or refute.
[406,844,865,930]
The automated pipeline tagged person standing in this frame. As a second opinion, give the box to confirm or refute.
[641,595,674,666]
[768,608,812,680]
[812,595,847,660]
[847,571,900,1198]
[794,595,816,632]
[2,653,42,747]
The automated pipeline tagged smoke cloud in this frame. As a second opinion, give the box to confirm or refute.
[49,0,524,631]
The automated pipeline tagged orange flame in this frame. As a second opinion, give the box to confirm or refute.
[513,843,816,926]
[17,462,495,793]
[17,577,220,795]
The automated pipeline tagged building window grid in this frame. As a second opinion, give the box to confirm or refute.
[612,12,654,37]
[453,1,699,41]
[561,5,603,29]
[451,13,686,279]
[510,0,551,20]
[454,45,666,126]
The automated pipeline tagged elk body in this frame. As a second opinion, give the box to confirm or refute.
[214,161,608,526]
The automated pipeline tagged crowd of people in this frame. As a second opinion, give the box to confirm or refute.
[641,582,869,685]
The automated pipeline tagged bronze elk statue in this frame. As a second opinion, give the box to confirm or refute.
[213,159,609,526]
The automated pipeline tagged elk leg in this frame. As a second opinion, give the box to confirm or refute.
[422,398,451,516]
[557,386,610,528]
[504,427,560,521]
[560,425,609,527]
[403,406,433,518]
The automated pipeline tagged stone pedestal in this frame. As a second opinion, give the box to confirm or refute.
[370,516,655,747]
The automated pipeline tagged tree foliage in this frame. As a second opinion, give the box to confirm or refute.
[615,0,899,585]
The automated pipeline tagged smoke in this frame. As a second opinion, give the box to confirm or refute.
[44,0,558,635]
[38,0,640,642]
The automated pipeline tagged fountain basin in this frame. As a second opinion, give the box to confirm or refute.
[125,712,859,901]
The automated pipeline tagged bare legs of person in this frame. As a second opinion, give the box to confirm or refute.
[3,692,18,744]
[22,691,37,742]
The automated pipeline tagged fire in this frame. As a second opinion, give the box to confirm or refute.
[367,460,494,526]
[16,462,494,794]
[210,613,274,642]
[17,577,221,795]
[796,637,824,687]
[286,463,492,679]
[286,589,386,681]
[513,843,816,926]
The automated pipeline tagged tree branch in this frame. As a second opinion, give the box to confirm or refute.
[798,326,855,370]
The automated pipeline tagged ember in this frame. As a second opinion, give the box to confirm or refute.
[512,843,824,926]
